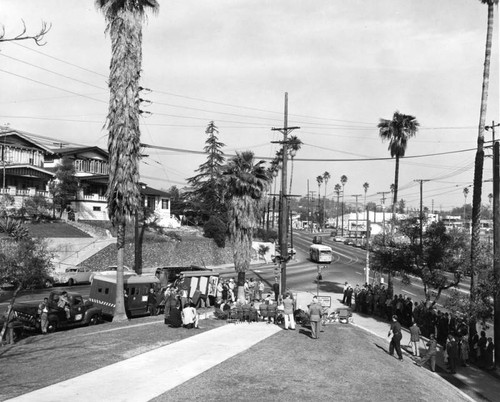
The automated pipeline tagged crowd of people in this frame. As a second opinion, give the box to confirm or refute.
[342,281,495,372]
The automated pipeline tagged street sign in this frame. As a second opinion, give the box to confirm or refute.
[317,295,331,308]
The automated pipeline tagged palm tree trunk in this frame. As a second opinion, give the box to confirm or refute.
[471,0,495,341]
[393,156,399,217]
[114,222,128,321]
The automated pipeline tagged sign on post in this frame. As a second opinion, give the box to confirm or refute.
[317,295,331,308]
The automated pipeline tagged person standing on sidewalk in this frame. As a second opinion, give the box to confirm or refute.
[388,315,403,360]
[309,296,322,339]
[272,278,280,301]
[417,333,437,372]
[38,297,49,334]
[446,334,459,374]
[409,322,421,357]
[282,293,295,330]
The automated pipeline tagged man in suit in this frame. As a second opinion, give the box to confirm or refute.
[308,296,323,339]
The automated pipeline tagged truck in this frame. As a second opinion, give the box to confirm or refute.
[12,289,103,333]
[89,274,161,319]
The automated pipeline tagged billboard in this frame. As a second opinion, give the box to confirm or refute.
[348,220,367,233]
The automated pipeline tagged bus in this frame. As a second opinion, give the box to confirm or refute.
[309,244,333,263]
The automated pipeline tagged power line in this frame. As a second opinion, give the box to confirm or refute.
[12,42,107,78]
[0,53,106,90]
[0,68,107,104]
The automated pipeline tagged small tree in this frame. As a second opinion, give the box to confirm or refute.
[203,215,227,248]
[372,220,468,306]
[0,236,54,341]
[49,157,78,218]
[22,195,52,221]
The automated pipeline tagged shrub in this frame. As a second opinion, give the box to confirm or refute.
[255,228,277,243]
[203,216,227,248]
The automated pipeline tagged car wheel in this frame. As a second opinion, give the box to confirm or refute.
[68,279,74,286]
[88,315,100,326]
[44,279,53,288]
[47,320,58,333]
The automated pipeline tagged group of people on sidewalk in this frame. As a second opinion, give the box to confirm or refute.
[384,307,495,374]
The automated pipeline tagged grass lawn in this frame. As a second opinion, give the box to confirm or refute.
[0,315,471,402]
[158,323,470,402]
[26,222,91,238]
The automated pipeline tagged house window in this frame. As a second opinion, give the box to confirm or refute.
[93,206,101,212]
[147,196,155,210]
[161,199,169,209]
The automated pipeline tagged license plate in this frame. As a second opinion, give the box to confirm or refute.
[74,314,82,320]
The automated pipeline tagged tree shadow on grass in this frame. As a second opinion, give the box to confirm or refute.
[315,280,344,294]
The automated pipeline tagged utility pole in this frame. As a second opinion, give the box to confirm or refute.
[307,180,310,232]
[486,121,500,368]
[365,204,371,285]
[414,179,430,250]
[377,191,389,243]
[352,194,362,241]
[271,92,300,296]
[377,191,389,289]
[308,190,316,232]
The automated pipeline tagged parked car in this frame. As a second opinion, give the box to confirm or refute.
[52,267,94,286]
[312,236,323,245]
[333,236,345,242]
[344,238,355,246]
[89,265,135,283]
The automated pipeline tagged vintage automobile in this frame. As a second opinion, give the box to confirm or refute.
[12,290,102,333]
[52,267,94,286]
[89,265,136,283]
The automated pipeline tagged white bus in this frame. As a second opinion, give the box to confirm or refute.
[309,244,333,263]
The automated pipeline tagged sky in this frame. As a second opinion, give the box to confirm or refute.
[0,0,499,212]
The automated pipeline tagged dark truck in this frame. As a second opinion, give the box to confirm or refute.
[12,289,102,333]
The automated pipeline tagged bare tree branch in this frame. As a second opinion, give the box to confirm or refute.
[0,20,51,46]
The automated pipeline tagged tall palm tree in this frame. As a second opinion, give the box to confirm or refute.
[334,183,341,231]
[288,136,302,194]
[378,111,419,219]
[470,1,498,341]
[363,182,369,218]
[463,187,470,222]
[224,151,270,302]
[96,0,159,321]
[323,171,331,224]
[340,175,348,236]
[316,175,323,228]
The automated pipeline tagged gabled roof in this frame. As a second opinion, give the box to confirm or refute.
[0,127,54,154]
[140,184,170,197]
[5,164,55,179]
[50,146,109,159]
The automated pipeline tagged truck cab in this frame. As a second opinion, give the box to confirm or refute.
[13,290,102,334]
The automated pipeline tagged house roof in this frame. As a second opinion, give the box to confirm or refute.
[140,185,170,197]
[50,146,109,159]
[5,164,55,179]
[0,128,54,154]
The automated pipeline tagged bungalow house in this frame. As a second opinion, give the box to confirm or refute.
[1,126,180,228]
[0,127,55,206]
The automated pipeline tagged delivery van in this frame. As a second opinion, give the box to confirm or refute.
[89,274,160,319]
